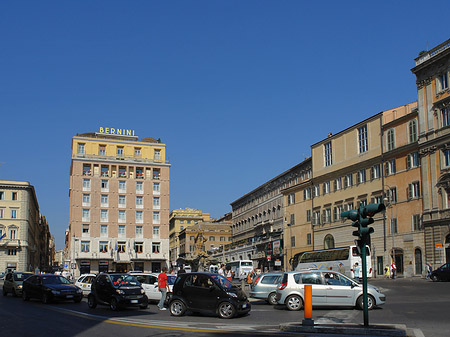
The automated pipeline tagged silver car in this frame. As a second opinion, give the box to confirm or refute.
[276,270,385,311]
[249,272,283,305]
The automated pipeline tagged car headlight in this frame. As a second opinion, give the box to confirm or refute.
[51,290,61,295]
[17,285,22,289]
[140,289,145,294]
[116,289,125,295]
[227,292,237,298]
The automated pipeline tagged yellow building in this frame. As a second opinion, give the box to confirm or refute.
[67,128,170,276]
[169,208,210,265]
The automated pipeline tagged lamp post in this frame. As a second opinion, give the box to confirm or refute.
[384,194,395,278]
[285,214,293,271]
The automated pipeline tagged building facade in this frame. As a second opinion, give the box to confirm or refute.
[67,128,170,277]
[412,38,450,268]
[0,180,50,272]
[169,208,210,266]
[230,159,312,271]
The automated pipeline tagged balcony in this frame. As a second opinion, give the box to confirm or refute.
[82,170,92,176]
[101,172,109,177]
[136,173,144,179]
[153,175,160,180]
[74,153,170,165]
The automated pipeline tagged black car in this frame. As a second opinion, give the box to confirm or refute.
[87,273,148,311]
[22,274,83,303]
[430,263,450,281]
[169,272,251,319]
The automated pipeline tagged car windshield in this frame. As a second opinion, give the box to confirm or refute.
[14,273,33,281]
[110,274,140,287]
[211,274,234,290]
[167,275,176,285]
[42,276,72,285]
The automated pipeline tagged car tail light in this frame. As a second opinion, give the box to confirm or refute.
[278,282,287,291]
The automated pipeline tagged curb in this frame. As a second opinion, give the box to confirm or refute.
[280,323,412,336]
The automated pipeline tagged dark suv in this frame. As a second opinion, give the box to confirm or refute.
[169,272,251,319]
[87,273,148,311]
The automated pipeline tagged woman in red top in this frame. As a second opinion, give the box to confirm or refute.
[157,267,169,310]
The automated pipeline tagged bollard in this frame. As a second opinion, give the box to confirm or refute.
[302,285,314,326]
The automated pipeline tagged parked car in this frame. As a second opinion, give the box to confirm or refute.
[276,270,385,311]
[249,272,283,304]
[22,274,83,303]
[129,272,176,302]
[169,272,251,319]
[430,263,450,282]
[75,274,97,295]
[3,271,33,297]
[87,273,148,311]
[0,272,5,280]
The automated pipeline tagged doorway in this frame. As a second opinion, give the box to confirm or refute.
[415,248,423,275]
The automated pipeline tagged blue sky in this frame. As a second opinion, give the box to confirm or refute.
[1,1,449,249]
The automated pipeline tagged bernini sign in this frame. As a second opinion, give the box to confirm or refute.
[99,127,135,136]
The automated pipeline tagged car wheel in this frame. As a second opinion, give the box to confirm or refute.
[2,287,7,297]
[87,294,97,309]
[42,292,51,304]
[169,299,186,317]
[267,292,278,305]
[357,295,376,310]
[218,302,236,319]
[110,297,119,311]
[22,290,29,301]
[431,275,439,282]
[286,295,303,311]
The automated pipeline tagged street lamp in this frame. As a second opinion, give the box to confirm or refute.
[285,214,293,271]
[384,193,395,277]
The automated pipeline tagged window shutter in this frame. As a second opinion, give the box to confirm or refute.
[334,179,337,191]
[407,155,411,169]
[408,184,412,200]
[385,163,389,176]
[393,160,396,173]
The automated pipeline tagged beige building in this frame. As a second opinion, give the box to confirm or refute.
[412,38,450,268]
[169,208,210,266]
[0,180,51,272]
[67,128,170,276]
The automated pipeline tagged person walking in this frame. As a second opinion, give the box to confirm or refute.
[157,267,169,310]
[384,264,390,279]
[391,262,397,279]
[352,262,360,282]
[225,266,233,282]
[426,263,432,280]
[218,264,225,277]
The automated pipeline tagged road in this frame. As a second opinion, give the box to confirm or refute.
[0,277,448,336]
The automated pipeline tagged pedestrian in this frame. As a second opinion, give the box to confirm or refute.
[157,267,169,310]
[352,262,360,282]
[225,266,233,282]
[426,263,432,280]
[178,265,186,274]
[218,264,225,277]
[391,262,397,279]
[384,264,390,279]
[338,262,345,275]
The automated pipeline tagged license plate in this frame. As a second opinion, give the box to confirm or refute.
[242,304,247,309]
[130,300,138,304]
[66,295,74,298]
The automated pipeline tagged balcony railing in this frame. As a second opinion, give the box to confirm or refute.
[74,153,170,165]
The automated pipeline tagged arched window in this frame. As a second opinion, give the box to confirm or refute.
[387,129,395,151]
[409,120,418,143]
[324,234,335,249]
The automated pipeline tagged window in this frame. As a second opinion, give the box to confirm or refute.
[136,225,143,237]
[118,210,126,222]
[307,233,312,245]
[313,185,320,197]
[101,194,108,206]
[118,180,126,191]
[408,182,421,199]
[136,211,143,223]
[442,108,450,128]
[9,228,17,240]
[99,241,108,253]
[407,152,419,169]
[409,120,418,143]
[0,208,3,218]
[385,159,396,176]
[82,224,89,234]
[344,174,353,188]
[372,196,383,204]
[154,149,161,160]
[371,164,380,180]
[82,194,90,205]
[391,218,398,234]
[153,182,160,194]
[153,169,160,180]
[12,192,17,200]
[359,199,367,207]
[11,209,17,219]
[345,202,354,211]
[83,179,91,191]
[313,211,320,225]
[135,148,141,157]
[303,188,311,200]
[135,196,143,208]
[209,236,215,241]
[291,236,295,248]
[153,197,160,208]
[135,242,143,253]
[136,181,143,193]
[118,225,126,236]
[288,193,295,205]
[322,208,331,223]
[323,181,330,194]
[117,146,124,156]
[289,214,295,226]
[82,209,90,221]
[324,142,332,167]
[99,145,106,156]
[387,187,397,203]
[81,241,90,253]
[118,195,126,207]
[413,214,421,231]
[387,129,395,151]
[101,180,108,191]
[357,169,366,184]
[306,210,311,222]
[8,249,17,256]
[0,191,3,200]
[101,166,109,177]
[220,236,225,241]
[437,72,449,92]
[334,177,342,191]
[100,225,108,236]
[152,243,161,254]
[100,210,108,222]
[444,149,450,167]
[78,143,85,154]
[324,234,335,249]
[358,125,368,153]
[118,242,126,253]
[333,205,342,222]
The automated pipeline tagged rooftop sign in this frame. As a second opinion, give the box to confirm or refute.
[98,127,136,137]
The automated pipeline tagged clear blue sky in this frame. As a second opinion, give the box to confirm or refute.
[1,1,449,249]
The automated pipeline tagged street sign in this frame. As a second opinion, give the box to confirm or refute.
[435,243,443,249]
[267,255,271,262]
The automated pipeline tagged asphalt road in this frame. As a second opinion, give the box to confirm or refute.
[0,277,448,337]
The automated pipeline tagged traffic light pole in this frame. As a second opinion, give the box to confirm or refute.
[361,237,369,326]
